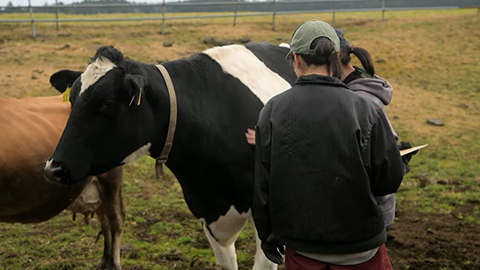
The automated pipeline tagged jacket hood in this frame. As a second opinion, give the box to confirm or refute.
[346,74,393,106]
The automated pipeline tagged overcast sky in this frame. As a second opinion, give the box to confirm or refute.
[1,0,179,7]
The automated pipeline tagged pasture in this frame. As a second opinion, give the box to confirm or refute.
[1,9,480,270]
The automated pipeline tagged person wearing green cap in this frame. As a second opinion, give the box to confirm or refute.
[252,20,404,269]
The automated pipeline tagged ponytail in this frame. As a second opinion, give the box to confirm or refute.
[352,47,375,76]
[339,46,375,76]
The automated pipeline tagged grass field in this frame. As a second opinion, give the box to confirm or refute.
[0,9,480,270]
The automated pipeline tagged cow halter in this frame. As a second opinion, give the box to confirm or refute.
[154,64,177,178]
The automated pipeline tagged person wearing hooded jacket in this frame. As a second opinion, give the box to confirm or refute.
[335,28,416,231]
[335,28,397,139]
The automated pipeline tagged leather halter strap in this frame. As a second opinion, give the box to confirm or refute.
[154,64,177,177]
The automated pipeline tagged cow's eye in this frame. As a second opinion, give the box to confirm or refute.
[102,99,115,108]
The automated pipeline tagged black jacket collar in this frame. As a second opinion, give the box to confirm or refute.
[295,74,348,89]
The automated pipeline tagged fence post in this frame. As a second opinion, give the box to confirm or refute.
[271,0,276,31]
[55,0,59,31]
[233,3,238,26]
[28,0,36,38]
[332,0,336,25]
[161,0,166,35]
[381,0,386,21]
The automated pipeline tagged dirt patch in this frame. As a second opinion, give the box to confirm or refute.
[387,203,480,270]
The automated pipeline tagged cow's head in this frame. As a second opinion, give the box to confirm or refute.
[45,46,156,185]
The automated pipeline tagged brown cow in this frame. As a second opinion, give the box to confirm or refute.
[0,94,125,270]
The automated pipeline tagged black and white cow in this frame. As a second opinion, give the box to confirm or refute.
[44,42,296,270]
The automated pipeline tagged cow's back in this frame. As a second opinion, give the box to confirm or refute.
[0,96,87,223]
[245,41,297,87]
[161,42,296,221]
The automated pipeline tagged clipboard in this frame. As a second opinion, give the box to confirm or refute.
[399,144,428,156]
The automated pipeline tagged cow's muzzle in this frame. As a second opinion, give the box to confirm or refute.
[44,159,71,185]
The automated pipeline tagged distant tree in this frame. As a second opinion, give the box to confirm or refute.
[3,1,14,13]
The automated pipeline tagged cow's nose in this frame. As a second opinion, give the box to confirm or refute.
[44,159,69,185]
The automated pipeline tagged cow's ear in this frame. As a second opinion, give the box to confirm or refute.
[50,70,83,93]
[124,74,147,106]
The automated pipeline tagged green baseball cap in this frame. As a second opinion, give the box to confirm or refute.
[286,20,340,59]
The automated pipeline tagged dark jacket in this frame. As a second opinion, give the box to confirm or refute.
[252,74,404,255]
[346,66,399,228]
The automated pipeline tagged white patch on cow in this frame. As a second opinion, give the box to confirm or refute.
[122,143,151,164]
[250,216,279,270]
[79,57,117,96]
[203,45,291,104]
[203,225,238,270]
[206,206,250,245]
[279,43,290,48]
[200,206,250,270]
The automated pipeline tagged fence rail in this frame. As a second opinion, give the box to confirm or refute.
[0,0,479,38]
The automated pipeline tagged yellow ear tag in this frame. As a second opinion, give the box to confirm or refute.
[129,95,135,106]
[137,90,142,106]
[62,86,71,102]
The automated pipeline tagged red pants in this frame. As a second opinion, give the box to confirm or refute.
[285,244,393,270]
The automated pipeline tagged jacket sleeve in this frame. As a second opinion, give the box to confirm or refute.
[366,109,405,196]
[252,102,273,243]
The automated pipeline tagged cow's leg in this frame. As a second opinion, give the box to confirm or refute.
[250,217,278,270]
[203,225,238,270]
[96,167,125,270]
[96,207,113,270]
[202,206,250,270]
